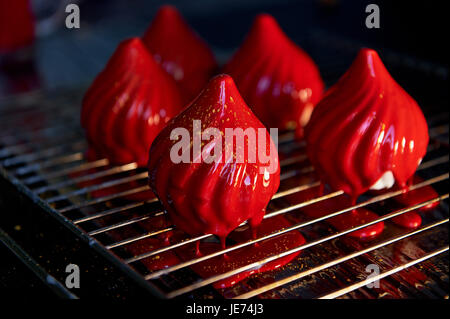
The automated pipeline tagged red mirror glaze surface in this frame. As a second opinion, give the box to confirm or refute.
[375,175,439,229]
[142,5,218,104]
[287,186,385,240]
[147,74,280,240]
[0,0,34,53]
[81,38,183,167]
[395,175,440,212]
[305,48,429,200]
[222,14,324,137]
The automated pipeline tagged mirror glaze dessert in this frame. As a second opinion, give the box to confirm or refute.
[143,5,218,104]
[0,0,34,53]
[81,38,183,167]
[223,14,324,137]
[147,74,280,242]
[305,48,429,201]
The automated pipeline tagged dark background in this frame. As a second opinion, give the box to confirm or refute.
[1,0,448,93]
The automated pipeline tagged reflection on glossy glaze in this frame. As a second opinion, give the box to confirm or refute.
[176,216,305,289]
[148,74,280,240]
[391,211,422,229]
[392,176,439,229]
[223,14,324,137]
[289,186,385,240]
[305,49,429,200]
[395,176,440,212]
[143,5,218,104]
[81,38,183,167]
[0,0,34,52]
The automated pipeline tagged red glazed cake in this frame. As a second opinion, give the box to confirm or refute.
[305,48,429,201]
[223,14,324,137]
[0,0,35,53]
[142,5,218,104]
[147,74,280,243]
[81,37,183,167]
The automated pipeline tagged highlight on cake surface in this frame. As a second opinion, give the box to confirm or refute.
[223,13,324,137]
[81,37,183,167]
[147,74,280,242]
[305,48,429,200]
[143,5,218,104]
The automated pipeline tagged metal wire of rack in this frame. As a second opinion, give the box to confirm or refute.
[0,86,448,298]
[1,30,449,298]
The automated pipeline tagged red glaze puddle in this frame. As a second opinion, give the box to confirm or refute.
[395,176,440,212]
[176,215,305,289]
[370,175,439,229]
[326,208,385,240]
[288,187,384,240]
[391,212,422,229]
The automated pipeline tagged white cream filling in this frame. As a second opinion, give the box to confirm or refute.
[369,159,423,191]
[370,171,395,190]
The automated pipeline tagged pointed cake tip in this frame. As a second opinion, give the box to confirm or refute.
[155,5,182,22]
[254,13,278,29]
[247,13,286,47]
[121,37,146,49]
[357,47,385,64]
[351,48,387,78]
[358,48,381,62]
[211,73,236,86]
[205,74,243,102]
[204,74,239,93]
[112,37,153,65]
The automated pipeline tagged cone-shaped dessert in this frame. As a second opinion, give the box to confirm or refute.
[222,14,324,136]
[0,0,35,53]
[81,38,183,167]
[148,74,280,241]
[305,48,429,199]
[142,5,217,104]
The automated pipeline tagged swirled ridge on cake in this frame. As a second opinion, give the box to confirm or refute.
[147,74,280,240]
[223,14,324,137]
[81,38,183,167]
[142,5,217,104]
[305,48,429,199]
